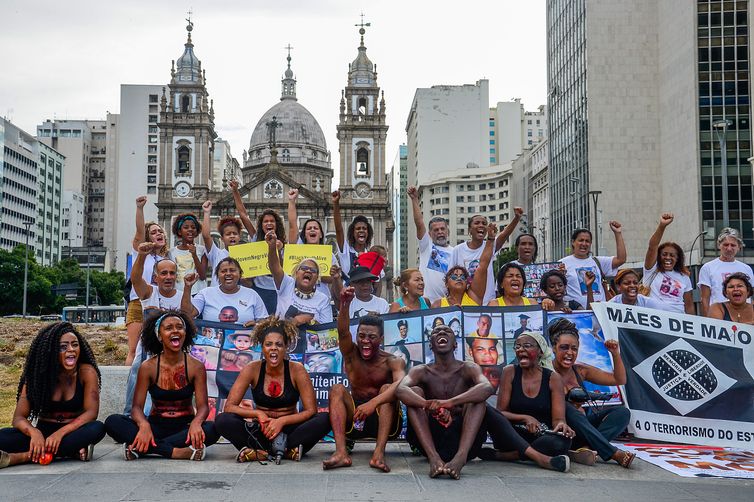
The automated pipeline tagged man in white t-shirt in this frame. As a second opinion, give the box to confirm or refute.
[408,186,454,303]
[450,209,523,305]
[347,266,389,318]
[698,227,752,315]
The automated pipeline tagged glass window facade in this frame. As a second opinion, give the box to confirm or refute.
[547,0,589,255]
[698,0,752,256]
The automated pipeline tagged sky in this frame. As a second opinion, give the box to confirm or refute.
[0,0,546,182]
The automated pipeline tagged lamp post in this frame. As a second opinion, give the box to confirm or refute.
[85,243,91,324]
[588,190,602,254]
[539,216,548,261]
[22,220,34,318]
[712,119,733,228]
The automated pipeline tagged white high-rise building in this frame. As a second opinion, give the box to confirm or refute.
[489,100,546,165]
[405,79,490,267]
[389,144,408,273]
[530,139,550,261]
[37,143,64,265]
[105,84,162,270]
[211,138,239,192]
[62,190,85,249]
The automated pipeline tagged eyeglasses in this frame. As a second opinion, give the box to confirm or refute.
[448,273,468,281]
[513,342,535,350]
[298,265,319,274]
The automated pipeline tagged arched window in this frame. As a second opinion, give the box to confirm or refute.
[177,146,190,173]
[281,148,290,162]
[358,97,367,119]
[356,147,369,177]
[181,95,191,113]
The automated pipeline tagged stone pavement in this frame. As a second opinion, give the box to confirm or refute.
[1,442,751,502]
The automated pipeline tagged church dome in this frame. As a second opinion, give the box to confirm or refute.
[248,99,328,154]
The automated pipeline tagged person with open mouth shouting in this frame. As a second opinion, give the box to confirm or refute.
[215,317,331,463]
[548,318,634,468]
[0,323,105,469]
[323,287,406,473]
[396,325,493,480]
[266,230,334,326]
[488,262,536,307]
[608,269,664,309]
[105,310,219,461]
[708,272,754,324]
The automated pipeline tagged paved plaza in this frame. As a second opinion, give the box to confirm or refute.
[1,442,751,501]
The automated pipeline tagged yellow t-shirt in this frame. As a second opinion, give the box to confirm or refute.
[494,297,534,307]
[440,292,478,307]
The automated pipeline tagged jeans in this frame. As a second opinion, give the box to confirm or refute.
[123,341,152,416]
[566,404,630,461]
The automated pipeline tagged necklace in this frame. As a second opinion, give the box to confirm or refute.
[729,303,752,322]
[294,287,315,300]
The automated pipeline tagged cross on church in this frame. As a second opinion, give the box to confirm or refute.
[284,43,294,58]
[355,12,370,31]
[266,115,282,148]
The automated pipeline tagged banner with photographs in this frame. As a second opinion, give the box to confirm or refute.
[594,302,754,449]
[520,262,561,299]
[190,306,627,421]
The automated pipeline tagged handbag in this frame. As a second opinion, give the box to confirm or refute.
[638,269,658,296]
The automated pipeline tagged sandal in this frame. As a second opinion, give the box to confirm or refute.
[80,444,95,462]
[189,445,205,461]
[569,448,597,466]
[123,443,139,461]
[0,450,10,469]
[236,447,266,463]
[617,450,635,469]
[284,444,302,462]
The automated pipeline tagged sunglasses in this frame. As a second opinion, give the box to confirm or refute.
[448,273,468,281]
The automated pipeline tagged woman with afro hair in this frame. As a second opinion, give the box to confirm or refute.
[105,310,219,461]
[0,322,105,468]
[215,316,330,463]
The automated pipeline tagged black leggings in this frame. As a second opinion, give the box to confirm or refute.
[215,411,330,455]
[104,414,219,458]
[0,420,106,458]
[485,405,570,457]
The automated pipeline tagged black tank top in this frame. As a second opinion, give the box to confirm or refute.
[40,379,85,422]
[251,359,299,409]
[148,353,195,421]
[510,364,553,427]
[721,304,733,322]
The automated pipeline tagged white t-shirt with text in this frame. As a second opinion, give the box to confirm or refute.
[275,275,333,324]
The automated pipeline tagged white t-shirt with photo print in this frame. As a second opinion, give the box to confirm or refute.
[450,242,498,304]
[419,233,454,303]
[349,295,390,319]
[190,285,268,324]
[559,255,618,307]
[275,275,333,324]
[641,267,693,313]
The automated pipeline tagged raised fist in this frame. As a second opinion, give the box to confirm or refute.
[135,196,147,208]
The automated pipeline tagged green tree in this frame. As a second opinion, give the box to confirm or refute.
[492,246,519,277]
[0,246,54,315]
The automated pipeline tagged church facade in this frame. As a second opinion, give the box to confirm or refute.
[156,21,394,286]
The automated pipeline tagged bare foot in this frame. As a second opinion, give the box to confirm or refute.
[429,457,446,478]
[322,452,352,470]
[171,446,193,460]
[369,455,391,473]
[444,456,465,480]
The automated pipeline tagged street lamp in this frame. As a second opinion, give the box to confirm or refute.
[539,216,548,261]
[22,220,34,318]
[85,243,91,324]
[588,190,602,254]
[712,119,733,228]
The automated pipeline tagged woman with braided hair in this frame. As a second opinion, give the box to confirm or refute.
[0,323,105,468]
[215,316,330,463]
[548,317,634,468]
[105,310,219,461]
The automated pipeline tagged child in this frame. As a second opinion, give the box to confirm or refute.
[201,200,244,286]
[170,213,207,294]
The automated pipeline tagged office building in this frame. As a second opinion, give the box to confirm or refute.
[390,144,408,272]
[36,142,64,265]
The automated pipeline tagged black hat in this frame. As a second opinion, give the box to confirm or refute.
[348,265,378,283]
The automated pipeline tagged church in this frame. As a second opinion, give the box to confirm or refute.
[155,20,394,290]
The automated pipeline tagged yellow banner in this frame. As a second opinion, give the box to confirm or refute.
[283,244,333,276]
[228,241,270,278]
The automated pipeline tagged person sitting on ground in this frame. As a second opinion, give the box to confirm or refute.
[323,288,406,472]
[215,317,331,463]
[123,242,184,416]
[389,268,431,312]
[698,227,752,316]
[169,213,208,294]
[608,269,664,308]
[547,318,634,468]
[105,310,219,461]
[395,325,494,479]
[540,269,589,312]
[0,323,105,468]
[642,213,694,314]
[708,272,754,324]
[265,230,333,325]
[493,332,574,466]
[347,266,390,318]
[487,262,536,307]
[125,195,170,365]
[201,199,244,286]
[431,223,497,308]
